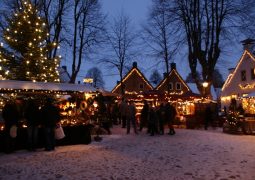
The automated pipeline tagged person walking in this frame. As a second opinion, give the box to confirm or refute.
[204,105,212,130]
[119,98,128,128]
[165,102,176,135]
[157,103,166,135]
[126,101,138,134]
[2,100,19,153]
[139,100,149,132]
[41,98,61,151]
[148,107,157,136]
[24,99,41,151]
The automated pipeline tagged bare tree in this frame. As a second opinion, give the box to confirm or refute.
[69,0,105,83]
[103,12,137,95]
[142,0,179,74]
[149,69,162,87]
[154,0,255,96]
[85,67,104,88]
[212,69,224,88]
[39,0,69,60]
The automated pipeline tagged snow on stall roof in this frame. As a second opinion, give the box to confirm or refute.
[0,80,96,92]
[0,126,254,180]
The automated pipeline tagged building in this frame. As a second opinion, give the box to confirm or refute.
[221,38,255,113]
[111,62,153,96]
[155,63,192,99]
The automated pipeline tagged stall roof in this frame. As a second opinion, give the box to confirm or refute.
[0,80,96,92]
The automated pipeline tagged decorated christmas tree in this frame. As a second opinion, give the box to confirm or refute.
[1,0,60,82]
[0,43,13,80]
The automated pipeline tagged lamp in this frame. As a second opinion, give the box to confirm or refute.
[202,82,209,96]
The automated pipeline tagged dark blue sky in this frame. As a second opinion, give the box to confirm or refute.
[76,0,243,90]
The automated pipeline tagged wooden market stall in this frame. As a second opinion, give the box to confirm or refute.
[0,80,97,152]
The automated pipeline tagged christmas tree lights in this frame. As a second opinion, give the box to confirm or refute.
[1,0,60,82]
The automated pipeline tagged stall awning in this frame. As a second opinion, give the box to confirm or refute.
[0,80,96,92]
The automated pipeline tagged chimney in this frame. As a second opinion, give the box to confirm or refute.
[163,73,168,78]
[241,38,255,51]
[78,81,80,84]
[133,62,137,68]
[62,66,67,71]
[117,81,120,84]
[171,62,176,70]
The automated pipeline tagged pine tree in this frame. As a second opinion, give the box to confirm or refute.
[1,0,60,82]
[0,43,13,80]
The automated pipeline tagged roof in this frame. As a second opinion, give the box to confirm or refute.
[155,69,190,91]
[0,80,96,92]
[111,66,153,93]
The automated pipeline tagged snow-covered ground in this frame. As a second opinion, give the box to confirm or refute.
[0,126,255,180]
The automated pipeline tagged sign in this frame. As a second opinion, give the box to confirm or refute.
[83,78,93,83]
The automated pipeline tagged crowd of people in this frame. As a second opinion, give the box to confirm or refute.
[2,97,61,153]
[118,98,177,136]
[1,96,179,153]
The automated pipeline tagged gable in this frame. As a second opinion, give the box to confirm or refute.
[221,50,255,97]
[111,68,153,94]
[156,69,190,94]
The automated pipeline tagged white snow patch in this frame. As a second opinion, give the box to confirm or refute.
[0,126,255,180]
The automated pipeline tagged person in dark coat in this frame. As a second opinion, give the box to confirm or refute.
[139,100,149,132]
[2,100,19,153]
[157,103,166,135]
[165,102,176,135]
[119,98,128,128]
[148,107,157,136]
[126,101,138,134]
[41,98,61,151]
[204,105,212,130]
[24,99,41,151]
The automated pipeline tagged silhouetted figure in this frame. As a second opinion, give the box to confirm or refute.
[148,107,157,136]
[41,98,61,151]
[139,100,149,132]
[126,101,138,134]
[2,100,19,153]
[165,103,176,135]
[119,98,128,128]
[24,99,41,151]
[157,103,165,135]
[204,105,212,130]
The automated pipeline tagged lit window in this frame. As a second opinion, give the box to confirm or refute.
[241,70,246,81]
[251,68,255,80]
[176,82,181,90]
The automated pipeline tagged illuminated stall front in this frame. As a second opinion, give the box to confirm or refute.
[0,80,98,151]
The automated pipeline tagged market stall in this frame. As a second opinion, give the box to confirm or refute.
[0,80,98,152]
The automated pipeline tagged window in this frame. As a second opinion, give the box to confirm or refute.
[168,83,173,90]
[176,82,181,90]
[139,84,144,89]
[241,70,246,81]
[251,68,255,80]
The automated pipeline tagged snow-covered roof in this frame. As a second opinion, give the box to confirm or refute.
[187,83,218,100]
[0,80,96,92]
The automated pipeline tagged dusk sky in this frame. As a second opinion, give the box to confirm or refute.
[69,0,244,91]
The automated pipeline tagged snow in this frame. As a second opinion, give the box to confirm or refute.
[0,80,96,92]
[0,126,255,180]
